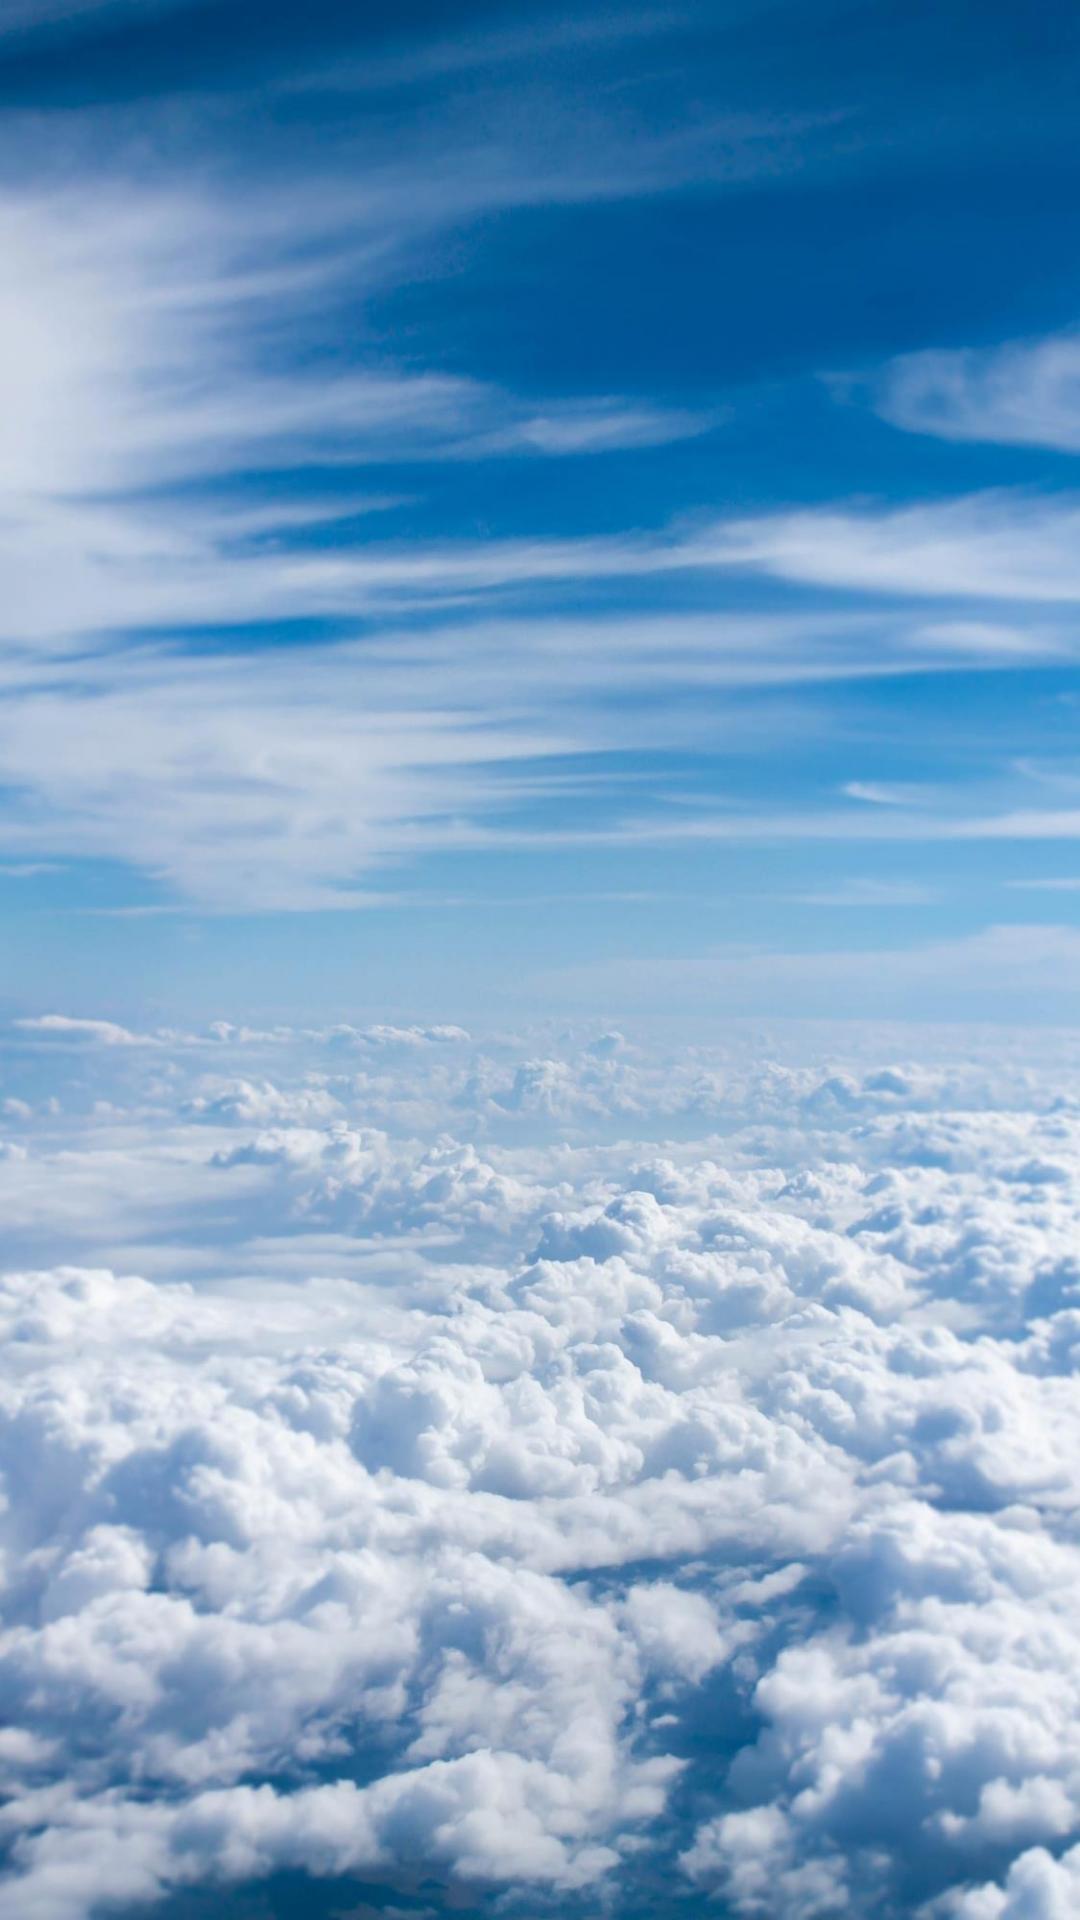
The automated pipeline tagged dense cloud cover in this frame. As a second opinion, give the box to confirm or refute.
[3,1020,1080,1917]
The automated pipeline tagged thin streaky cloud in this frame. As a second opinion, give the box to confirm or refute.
[0,0,185,33]
[0,2,1074,966]
[843,781,941,807]
[288,7,696,93]
[0,609,1063,909]
[873,330,1080,455]
[782,880,940,907]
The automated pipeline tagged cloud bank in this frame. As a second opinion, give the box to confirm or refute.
[2,1023,1080,1916]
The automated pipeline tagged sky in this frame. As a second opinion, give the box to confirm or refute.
[2,0,1080,1024]
[9,13,1080,1920]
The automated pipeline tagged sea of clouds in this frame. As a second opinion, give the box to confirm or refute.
[3,1016,1080,1919]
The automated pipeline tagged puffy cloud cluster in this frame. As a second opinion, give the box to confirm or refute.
[2,1024,1080,1916]
[212,1124,550,1243]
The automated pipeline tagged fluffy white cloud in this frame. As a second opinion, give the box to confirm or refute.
[944,1843,1080,1917]
[2,1025,1080,1915]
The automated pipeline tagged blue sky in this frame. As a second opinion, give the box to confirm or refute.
[3,0,1080,1024]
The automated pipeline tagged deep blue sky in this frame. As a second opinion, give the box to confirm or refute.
[3,0,1080,1024]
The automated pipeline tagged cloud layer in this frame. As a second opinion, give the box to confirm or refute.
[2,1021,1080,1916]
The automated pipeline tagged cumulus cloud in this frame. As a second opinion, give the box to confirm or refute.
[186,1079,344,1126]
[0,1025,1079,1914]
[944,1843,1080,1917]
[330,1024,472,1050]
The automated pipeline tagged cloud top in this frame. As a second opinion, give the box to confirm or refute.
[1,1023,1080,1915]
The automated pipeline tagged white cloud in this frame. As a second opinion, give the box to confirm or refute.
[2,172,1080,914]
[874,331,1080,455]
[0,177,710,519]
[14,1014,150,1046]
[330,1023,472,1049]
[944,1843,1080,1917]
[0,608,937,908]
[0,177,719,667]
[3,171,1080,912]
[713,492,1080,604]
[186,1079,344,1126]
[0,607,1076,910]
[2,1027,1080,1913]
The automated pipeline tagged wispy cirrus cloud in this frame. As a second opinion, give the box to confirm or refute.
[0,610,942,909]
[0,182,704,511]
[1,45,1078,922]
[712,492,1080,604]
[0,0,185,34]
[0,162,728,674]
[872,330,1080,454]
[3,201,1080,911]
[3,640,1078,913]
